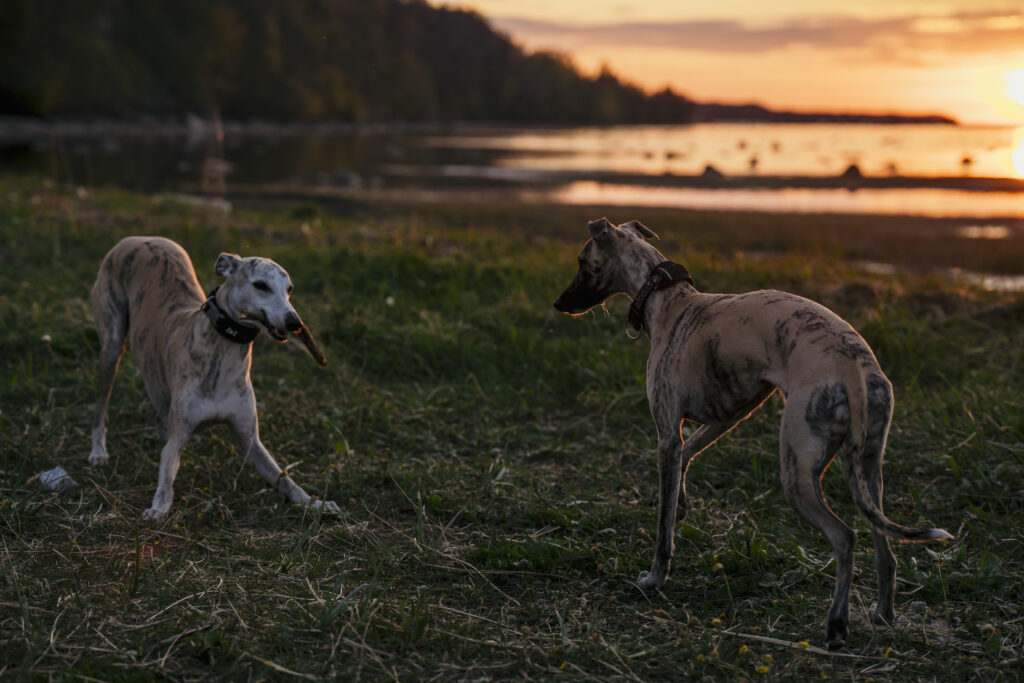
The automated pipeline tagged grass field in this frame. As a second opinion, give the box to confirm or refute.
[2,176,1023,680]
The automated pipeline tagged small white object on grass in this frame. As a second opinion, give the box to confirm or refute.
[39,465,79,493]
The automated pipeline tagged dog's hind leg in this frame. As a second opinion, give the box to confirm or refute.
[853,375,898,627]
[779,387,856,650]
[89,275,128,466]
[862,463,897,629]
[675,421,743,521]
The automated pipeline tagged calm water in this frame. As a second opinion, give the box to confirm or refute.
[413,123,1024,218]
[422,123,1024,179]
[3,121,1023,218]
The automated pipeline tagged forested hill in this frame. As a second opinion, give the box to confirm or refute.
[0,0,695,124]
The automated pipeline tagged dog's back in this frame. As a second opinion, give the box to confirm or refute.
[91,236,206,412]
[93,236,204,328]
[652,288,880,400]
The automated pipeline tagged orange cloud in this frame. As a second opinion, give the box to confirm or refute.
[487,10,1024,123]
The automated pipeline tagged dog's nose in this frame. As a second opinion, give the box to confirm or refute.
[284,312,302,333]
[553,296,564,311]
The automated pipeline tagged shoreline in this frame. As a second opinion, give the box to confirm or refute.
[378,165,1024,194]
[218,177,1024,222]
[0,115,981,141]
[2,116,1021,195]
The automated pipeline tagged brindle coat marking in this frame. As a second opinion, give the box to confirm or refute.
[554,218,952,649]
[90,236,339,520]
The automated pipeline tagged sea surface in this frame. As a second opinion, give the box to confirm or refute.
[2,120,1023,218]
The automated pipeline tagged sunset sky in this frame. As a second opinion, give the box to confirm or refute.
[431,0,1024,125]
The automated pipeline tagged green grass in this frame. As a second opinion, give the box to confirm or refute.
[2,176,1023,680]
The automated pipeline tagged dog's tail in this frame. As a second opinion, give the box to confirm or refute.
[845,375,954,544]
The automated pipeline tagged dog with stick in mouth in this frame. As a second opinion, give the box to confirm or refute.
[554,218,952,649]
[89,236,337,520]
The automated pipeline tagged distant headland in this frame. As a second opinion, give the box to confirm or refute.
[691,103,957,125]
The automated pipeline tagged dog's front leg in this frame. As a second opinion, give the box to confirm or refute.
[229,415,340,515]
[144,417,192,520]
[638,433,683,590]
[674,422,737,521]
[638,421,736,590]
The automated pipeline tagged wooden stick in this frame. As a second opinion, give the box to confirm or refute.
[296,323,328,367]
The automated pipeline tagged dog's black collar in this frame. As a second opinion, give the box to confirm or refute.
[201,286,260,344]
[628,261,695,331]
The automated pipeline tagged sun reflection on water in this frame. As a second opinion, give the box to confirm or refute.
[957,224,1010,240]
[548,181,1024,218]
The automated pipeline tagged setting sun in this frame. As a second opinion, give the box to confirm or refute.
[1012,128,1024,178]
[1005,68,1024,108]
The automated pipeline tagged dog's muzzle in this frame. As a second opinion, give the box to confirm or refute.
[553,284,603,315]
[265,325,289,341]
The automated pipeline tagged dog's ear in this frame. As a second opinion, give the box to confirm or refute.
[587,217,613,239]
[620,220,659,241]
[215,253,242,277]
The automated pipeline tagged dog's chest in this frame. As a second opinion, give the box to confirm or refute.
[162,322,252,402]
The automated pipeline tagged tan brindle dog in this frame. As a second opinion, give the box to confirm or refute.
[554,218,952,649]
[90,236,337,520]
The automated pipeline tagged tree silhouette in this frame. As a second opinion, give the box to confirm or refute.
[0,0,695,124]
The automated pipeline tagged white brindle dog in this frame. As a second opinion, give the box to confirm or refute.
[90,236,338,520]
[554,218,952,649]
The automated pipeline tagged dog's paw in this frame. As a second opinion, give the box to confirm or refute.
[311,499,341,516]
[637,570,663,591]
[88,450,109,466]
[868,602,894,627]
[142,507,168,522]
[826,618,848,650]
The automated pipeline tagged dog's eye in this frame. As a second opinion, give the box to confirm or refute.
[287,284,294,295]
[253,281,271,292]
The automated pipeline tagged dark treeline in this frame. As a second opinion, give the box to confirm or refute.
[0,0,695,124]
